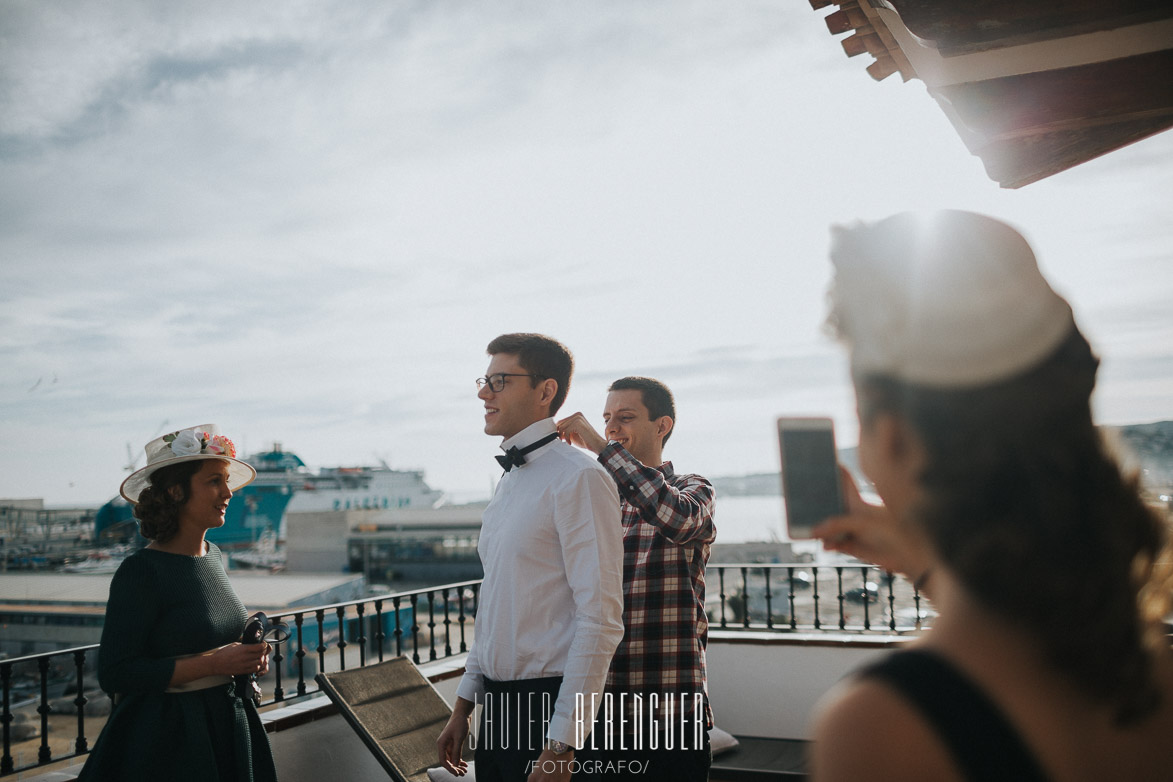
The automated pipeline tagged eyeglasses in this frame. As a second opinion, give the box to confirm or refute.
[475,373,546,392]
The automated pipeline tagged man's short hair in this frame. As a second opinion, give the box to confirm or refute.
[608,376,676,445]
[486,333,574,415]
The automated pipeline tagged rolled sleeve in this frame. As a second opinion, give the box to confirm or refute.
[599,442,716,546]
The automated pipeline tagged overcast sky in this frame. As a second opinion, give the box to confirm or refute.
[3,1,1171,507]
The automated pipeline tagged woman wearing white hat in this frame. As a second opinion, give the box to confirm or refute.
[808,211,1173,781]
[78,425,278,781]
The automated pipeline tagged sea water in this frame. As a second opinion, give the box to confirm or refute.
[712,494,789,544]
[712,493,872,562]
[446,490,827,549]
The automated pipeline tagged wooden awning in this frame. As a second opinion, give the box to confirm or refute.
[810,0,1173,187]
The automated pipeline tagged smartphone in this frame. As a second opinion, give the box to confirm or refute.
[777,417,845,539]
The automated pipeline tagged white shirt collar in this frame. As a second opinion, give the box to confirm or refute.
[500,417,557,453]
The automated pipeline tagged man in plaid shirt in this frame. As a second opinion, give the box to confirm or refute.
[558,376,716,782]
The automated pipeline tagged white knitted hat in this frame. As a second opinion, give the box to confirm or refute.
[826,210,1076,387]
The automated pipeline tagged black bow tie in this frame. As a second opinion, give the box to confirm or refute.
[496,432,559,472]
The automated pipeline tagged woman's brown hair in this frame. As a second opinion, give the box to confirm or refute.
[132,460,208,543]
[858,328,1172,724]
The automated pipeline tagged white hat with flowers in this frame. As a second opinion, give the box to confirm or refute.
[120,424,257,503]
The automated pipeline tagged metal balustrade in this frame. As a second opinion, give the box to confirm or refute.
[0,564,927,776]
[710,563,933,633]
[0,579,481,777]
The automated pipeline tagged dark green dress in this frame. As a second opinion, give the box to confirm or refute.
[78,542,277,782]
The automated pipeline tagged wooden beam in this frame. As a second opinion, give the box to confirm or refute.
[936,49,1173,137]
[824,3,869,35]
[884,0,1173,55]
[976,117,1173,188]
[866,56,901,81]
[824,9,855,35]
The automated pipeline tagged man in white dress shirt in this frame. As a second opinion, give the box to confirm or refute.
[437,333,624,782]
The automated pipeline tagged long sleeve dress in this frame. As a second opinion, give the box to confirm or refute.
[77,542,277,782]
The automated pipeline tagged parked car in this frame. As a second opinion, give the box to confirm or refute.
[784,570,813,591]
[844,582,880,604]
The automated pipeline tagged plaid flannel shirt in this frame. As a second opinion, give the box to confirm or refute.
[598,441,716,730]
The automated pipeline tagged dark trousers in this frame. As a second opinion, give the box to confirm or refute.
[474,675,565,782]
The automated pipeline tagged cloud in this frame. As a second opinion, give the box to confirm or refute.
[1,1,1171,507]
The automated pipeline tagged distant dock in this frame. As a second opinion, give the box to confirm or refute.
[1,500,97,572]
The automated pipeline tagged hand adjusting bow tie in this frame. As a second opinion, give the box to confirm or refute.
[496,432,559,472]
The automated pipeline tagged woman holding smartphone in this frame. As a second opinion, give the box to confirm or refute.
[809,211,1173,781]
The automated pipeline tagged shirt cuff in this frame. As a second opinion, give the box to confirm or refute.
[547,713,585,748]
[598,440,627,467]
[454,672,484,704]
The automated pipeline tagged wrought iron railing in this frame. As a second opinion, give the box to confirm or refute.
[263,580,481,701]
[0,580,480,777]
[709,563,933,633]
[1,564,928,776]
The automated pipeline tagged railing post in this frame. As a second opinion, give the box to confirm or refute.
[812,566,822,630]
[409,594,421,665]
[334,607,347,671]
[860,566,871,630]
[786,566,798,631]
[393,596,404,658]
[835,567,846,631]
[374,599,386,663]
[442,588,453,658]
[763,567,774,630]
[315,609,327,675]
[913,577,925,629]
[295,613,307,697]
[272,637,285,702]
[356,603,367,668]
[740,567,750,629]
[71,649,88,755]
[2,660,14,775]
[37,657,51,764]
[885,571,897,631]
[457,590,468,654]
[427,591,438,662]
[717,568,728,629]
